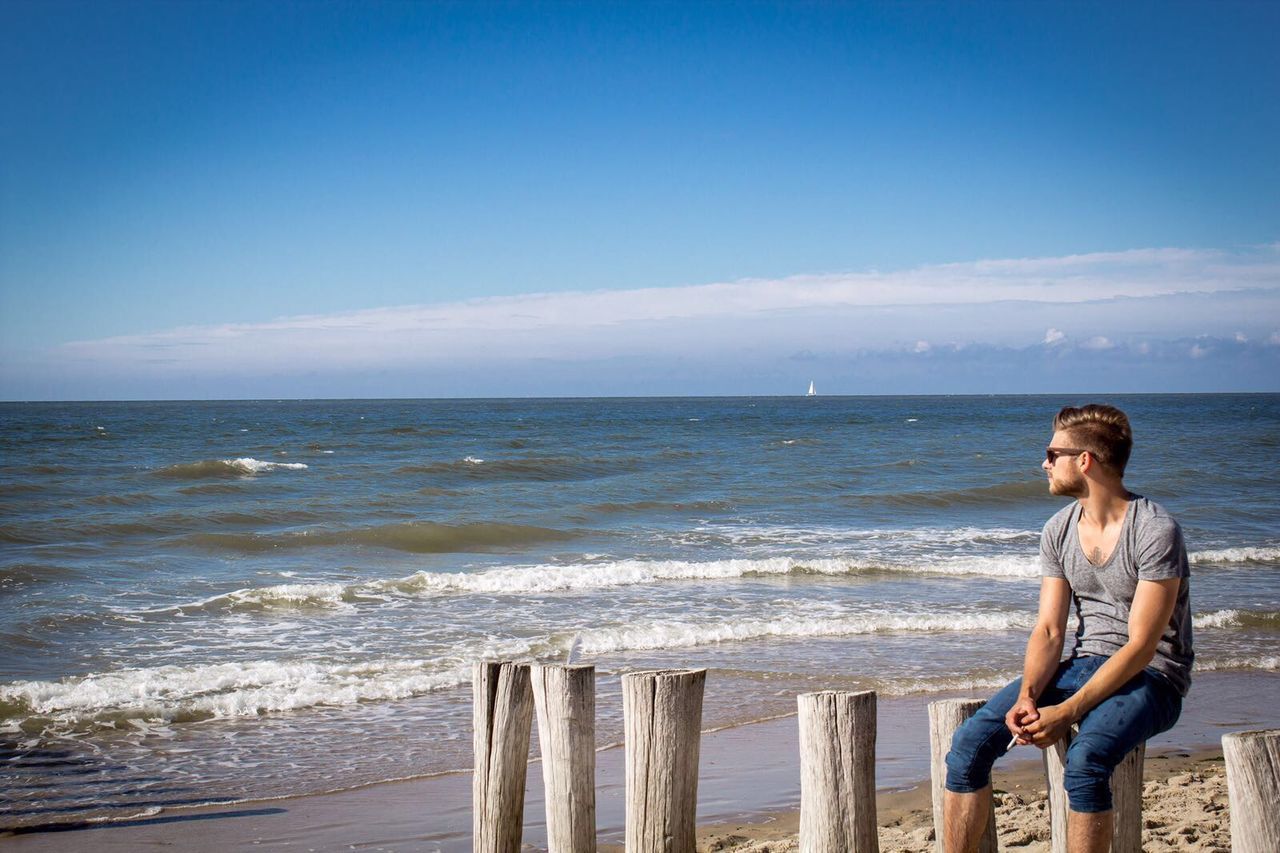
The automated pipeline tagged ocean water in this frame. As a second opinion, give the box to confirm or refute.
[1,394,1277,829]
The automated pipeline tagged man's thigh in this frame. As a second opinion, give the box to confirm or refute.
[1069,670,1182,764]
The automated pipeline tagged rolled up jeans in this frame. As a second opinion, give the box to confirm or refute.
[944,655,1182,812]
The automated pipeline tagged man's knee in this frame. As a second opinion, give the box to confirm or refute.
[944,716,996,794]
[1062,736,1118,813]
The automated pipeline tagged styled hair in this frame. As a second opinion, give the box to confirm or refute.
[1053,404,1133,476]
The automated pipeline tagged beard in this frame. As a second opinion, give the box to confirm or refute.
[1048,470,1086,498]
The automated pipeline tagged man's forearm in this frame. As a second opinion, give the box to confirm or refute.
[1058,641,1155,720]
[1018,629,1065,702]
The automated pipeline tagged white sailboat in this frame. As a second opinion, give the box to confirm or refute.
[806,381,816,397]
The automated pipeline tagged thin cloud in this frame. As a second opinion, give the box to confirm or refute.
[22,244,1279,397]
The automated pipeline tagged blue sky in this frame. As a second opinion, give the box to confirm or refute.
[2,1,1278,399]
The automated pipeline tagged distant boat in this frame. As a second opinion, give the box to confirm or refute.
[806,381,816,397]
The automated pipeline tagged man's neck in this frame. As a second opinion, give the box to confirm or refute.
[1077,483,1131,529]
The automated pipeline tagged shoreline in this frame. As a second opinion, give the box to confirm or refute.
[3,670,1276,851]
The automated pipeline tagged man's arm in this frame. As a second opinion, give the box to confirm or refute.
[1021,577,1180,746]
[1006,577,1072,740]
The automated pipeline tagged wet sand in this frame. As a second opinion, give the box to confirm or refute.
[3,670,1275,851]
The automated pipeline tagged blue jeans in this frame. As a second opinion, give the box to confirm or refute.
[944,656,1182,812]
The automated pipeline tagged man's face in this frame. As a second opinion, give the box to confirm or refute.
[1043,429,1086,497]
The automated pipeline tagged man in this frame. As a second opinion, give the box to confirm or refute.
[943,404,1192,853]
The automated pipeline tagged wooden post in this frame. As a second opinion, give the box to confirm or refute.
[531,663,596,853]
[927,698,996,853]
[1222,728,1280,853]
[1043,729,1144,853]
[798,690,879,853]
[621,668,706,853]
[1109,742,1144,853]
[473,661,534,853]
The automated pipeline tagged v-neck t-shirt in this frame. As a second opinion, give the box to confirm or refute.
[1039,495,1194,696]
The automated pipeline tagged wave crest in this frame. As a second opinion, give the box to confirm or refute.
[156,458,308,479]
[0,608,1030,728]
[1190,546,1280,565]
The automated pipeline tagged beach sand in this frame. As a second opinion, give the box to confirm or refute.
[693,749,1230,852]
[3,671,1272,851]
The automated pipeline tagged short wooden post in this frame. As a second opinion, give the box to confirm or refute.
[531,663,596,853]
[1109,742,1144,853]
[622,668,706,853]
[798,690,879,853]
[1222,728,1280,853]
[473,661,535,853]
[1043,729,1144,853]
[927,698,995,853]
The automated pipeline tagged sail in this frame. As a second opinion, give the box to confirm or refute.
[806,381,816,396]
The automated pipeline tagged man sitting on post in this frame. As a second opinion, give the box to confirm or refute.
[943,404,1193,853]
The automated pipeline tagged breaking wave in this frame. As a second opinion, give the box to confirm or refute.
[0,608,1031,728]
[155,458,309,479]
[1189,546,1280,565]
[1195,655,1280,672]
[147,555,1041,615]
[1192,608,1280,630]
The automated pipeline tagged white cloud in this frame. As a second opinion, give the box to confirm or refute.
[1269,331,1280,346]
[1043,328,1066,345]
[40,244,1280,391]
[1190,344,1210,359]
[1234,332,1248,342]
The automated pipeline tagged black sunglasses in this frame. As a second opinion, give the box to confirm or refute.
[1045,447,1088,464]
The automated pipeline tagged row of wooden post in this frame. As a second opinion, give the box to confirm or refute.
[473,661,1280,852]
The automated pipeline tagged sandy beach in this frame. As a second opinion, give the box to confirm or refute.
[694,749,1230,852]
[4,670,1274,851]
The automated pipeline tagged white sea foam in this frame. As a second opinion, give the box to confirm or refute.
[225,457,308,474]
[0,608,1031,726]
[1196,655,1280,672]
[136,582,369,614]
[1191,608,1279,629]
[571,610,1036,655]
[686,524,1040,549]
[140,555,1039,615]
[1194,609,1244,629]
[462,456,484,464]
[1189,546,1280,565]
[379,554,1038,597]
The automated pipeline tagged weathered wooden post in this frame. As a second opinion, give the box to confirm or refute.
[1108,742,1144,853]
[1043,730,1144,853]
[927,698,996,853]
[473,661,534,853]
[1222,728,1280,853]
[798,690,879,853]
[531,663,596,853]
[622,668,707,853]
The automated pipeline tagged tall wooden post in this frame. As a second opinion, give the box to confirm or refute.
[622,668,706,853]
[798,690,879,853]
[473,661,534,853]
[531,663,596,853]
[1222,728,1280,853]
[1043,729,1144,853]
[927,698,996,853]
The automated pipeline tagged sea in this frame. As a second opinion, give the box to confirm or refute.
[1,394,1277,830]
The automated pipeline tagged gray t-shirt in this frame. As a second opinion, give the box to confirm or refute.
[1040,495,1193,696]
